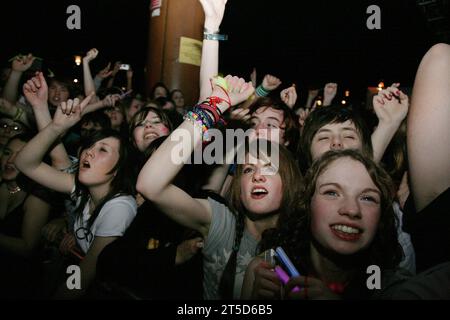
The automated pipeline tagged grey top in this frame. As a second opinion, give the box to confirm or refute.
[202,197,258,300]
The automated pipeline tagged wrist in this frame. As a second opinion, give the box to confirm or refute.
[49,122,67,136]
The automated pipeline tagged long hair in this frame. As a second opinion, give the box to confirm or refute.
[262,150,402,297]
[219,139,303,299]
[73,129,135,229]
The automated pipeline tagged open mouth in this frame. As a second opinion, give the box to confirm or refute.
[330,224,362,241]
[251,187,268,199]
[81,160,91,169]
[144,132,159,140]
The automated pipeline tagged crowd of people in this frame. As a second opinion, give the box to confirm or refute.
[0,0,449,300]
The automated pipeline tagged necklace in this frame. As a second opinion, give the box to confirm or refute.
[7,184,21,195]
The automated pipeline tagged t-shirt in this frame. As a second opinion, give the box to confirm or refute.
[203,197,258,300]
[393,202,416,274]
[73,195,137,254]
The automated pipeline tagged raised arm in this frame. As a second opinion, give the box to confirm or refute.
[407,43,450,211]
[2,54,35,103]
[137,75,254,235]
[15,94,94,194]
[23,72,71,170]
[371,83,409,163]
[198,0,228,102]
[82,48,101,102]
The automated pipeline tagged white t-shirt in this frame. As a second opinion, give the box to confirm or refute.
[73,195,137,254]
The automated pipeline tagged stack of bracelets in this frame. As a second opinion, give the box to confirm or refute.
[184,85,231,142]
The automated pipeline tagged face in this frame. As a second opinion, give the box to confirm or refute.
[126,99,144,122]
[249,107,286,145]
[240,155,283,215]
[133,111,170,152]
[104,106,124,130]
[154,86,167,99]
[48,81,70,107]
[310,158,381,255]
[310,121,363,161]
[1,139,26,181]
[78,137,121,187]
[0,119,24,146]
[80,121,103,139]
[172,91,185,108]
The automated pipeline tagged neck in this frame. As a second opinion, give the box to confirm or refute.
[245,213,278,241]
[88,183,112,207]
[310,242,355,284]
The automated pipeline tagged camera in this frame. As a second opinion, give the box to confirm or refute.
[119,64,130,71]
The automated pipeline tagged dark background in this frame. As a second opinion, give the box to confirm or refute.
[1,0,447,105]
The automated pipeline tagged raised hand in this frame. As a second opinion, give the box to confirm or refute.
[251,261,282,299]
[323,82,338,106]
[210,75,254,113]
[262,74,282,92]
[12,53,35,72]
[83,48,99,63]
[285,276,340,300]
[175,237,204,265]
[23,72,48,109]
[297,108,311,128]
[101,94,121,108]
[280,85,297,109]
[52,93,94,131]
[199,0,228,31]
[373,83,409,125]
[96,62,113,79]
[230,107,251,122]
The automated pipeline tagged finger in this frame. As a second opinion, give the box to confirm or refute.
[65,100,74,115]
[31,76,41,89]
[23,83,32,94]
[72,98,80,113]
[81,92,95,110]
[256,288,279,299]
[26,80,38,93]
[37,72,47,87]
[60,101,67,114]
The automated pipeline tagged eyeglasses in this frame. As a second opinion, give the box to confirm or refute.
[0,123,22,131]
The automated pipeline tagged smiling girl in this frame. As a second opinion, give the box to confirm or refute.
[242,150,404,299]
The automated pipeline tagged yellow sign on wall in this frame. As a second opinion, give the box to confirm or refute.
[179,37,203,67]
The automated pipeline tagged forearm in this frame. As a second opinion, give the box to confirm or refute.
[126,77,133,92]
[2,70,22,103]
[199,40,219,102]
[137,120,203,199]
[15,123,64,173]
[82,61,96,97]
[305,95,315,109]
[371,120,402,163]
[83,100,106,114]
